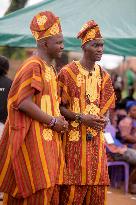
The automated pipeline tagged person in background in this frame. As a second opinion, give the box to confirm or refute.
[0,11,68,205]
[113,74,124,105]
[105,110,136,165]
[0,55,12,137]
[121,85,135,107]
[58,20,115,205]
[118,101,136,149]
[105,109,136,194]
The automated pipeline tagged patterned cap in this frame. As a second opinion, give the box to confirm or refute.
[77,20,102,45]
[30,11,62,40]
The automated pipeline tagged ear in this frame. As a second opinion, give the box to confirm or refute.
[82,43,88,52]
[81,44,86,51]
[37,38,47,48]
[44,39,47,47]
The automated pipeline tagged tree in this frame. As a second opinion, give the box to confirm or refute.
[1,0,29,59]
[5,0,28,14]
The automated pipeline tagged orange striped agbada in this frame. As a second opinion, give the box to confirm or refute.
[0,56,64,198]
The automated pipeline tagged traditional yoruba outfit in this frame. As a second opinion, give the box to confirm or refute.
[58,20,115,205]
[0,11,64,205]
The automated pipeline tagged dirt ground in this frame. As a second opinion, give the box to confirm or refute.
[107,188,136,205]
[0,188,136,205]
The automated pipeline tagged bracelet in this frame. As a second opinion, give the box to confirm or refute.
[48,117,57,128]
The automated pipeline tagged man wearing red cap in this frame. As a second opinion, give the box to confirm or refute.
[0,11,68,204]
[58,20,115,204]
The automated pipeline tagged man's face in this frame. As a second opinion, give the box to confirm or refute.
[129,105,136,119]
[46,33,64,59]
[84,38,104,61]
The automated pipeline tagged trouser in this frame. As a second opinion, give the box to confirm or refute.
[3,185,59,205]
[59,185,107,205]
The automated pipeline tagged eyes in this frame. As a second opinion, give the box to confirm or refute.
[93,43,104,48]
[56,40,64,45]
[89,40,104,48]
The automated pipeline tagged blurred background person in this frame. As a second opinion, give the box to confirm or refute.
[118,101,136,149]
[105,109,136,165]
[121,86,135,107]
[0,55,12,137]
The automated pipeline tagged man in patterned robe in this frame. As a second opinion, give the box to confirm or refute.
[0,11,68,205]
[58,20,115,205]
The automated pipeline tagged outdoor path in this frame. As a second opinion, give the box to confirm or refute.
[107,188,136,205]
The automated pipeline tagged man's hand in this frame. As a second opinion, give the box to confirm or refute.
[81,114,106,131]
[53,116,68,133]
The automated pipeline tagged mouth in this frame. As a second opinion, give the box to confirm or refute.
[58,50,63,56]
[96,53,103,59]
[96,53,103,56]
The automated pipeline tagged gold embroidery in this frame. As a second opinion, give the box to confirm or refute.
[76,73,84,87]
[37,15,47,26]
[86,29,96,39]
[87,127,97,137]
[70,98,80,128]
[45,66,52,82]
[41,95,52,115]
[71,121,79,128]
[50,23,59,35]
[94,64,101,87]
[73,98,80,113]
[86,65,101,102]
[84,104,100,115]
[76,62,101,102]
[76,61,89,76]
[55,101,60,116]
[82,25,100,44]
[42,128,53,141]
[69,130,80,141]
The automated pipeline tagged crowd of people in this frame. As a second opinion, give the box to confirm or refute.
[105,94,136,191]
[0,9,135,205]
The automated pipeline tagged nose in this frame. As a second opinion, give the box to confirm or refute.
[98,45,104,52]
[60,42,64,50]
[97,45,103,52]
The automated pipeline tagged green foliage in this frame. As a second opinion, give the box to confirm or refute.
[2,0,28,59]
[0,47,27,60]
[5,0,28,14]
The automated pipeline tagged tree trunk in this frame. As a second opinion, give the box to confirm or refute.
[5,0,28,14]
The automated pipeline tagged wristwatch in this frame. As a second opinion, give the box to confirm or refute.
[75,113,82,123]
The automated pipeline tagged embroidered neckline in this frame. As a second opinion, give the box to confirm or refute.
[75,61,100,77]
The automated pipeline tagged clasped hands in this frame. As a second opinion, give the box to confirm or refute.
[52,114,107,133]
[81,114,107,132]
[52,116,69,133]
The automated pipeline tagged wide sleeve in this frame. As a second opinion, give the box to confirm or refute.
[100,69,116,115]
[7,59,43,159]
[8,59,42,108]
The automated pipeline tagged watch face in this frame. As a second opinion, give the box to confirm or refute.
[75,114,81,123]
[86,133,93,141]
